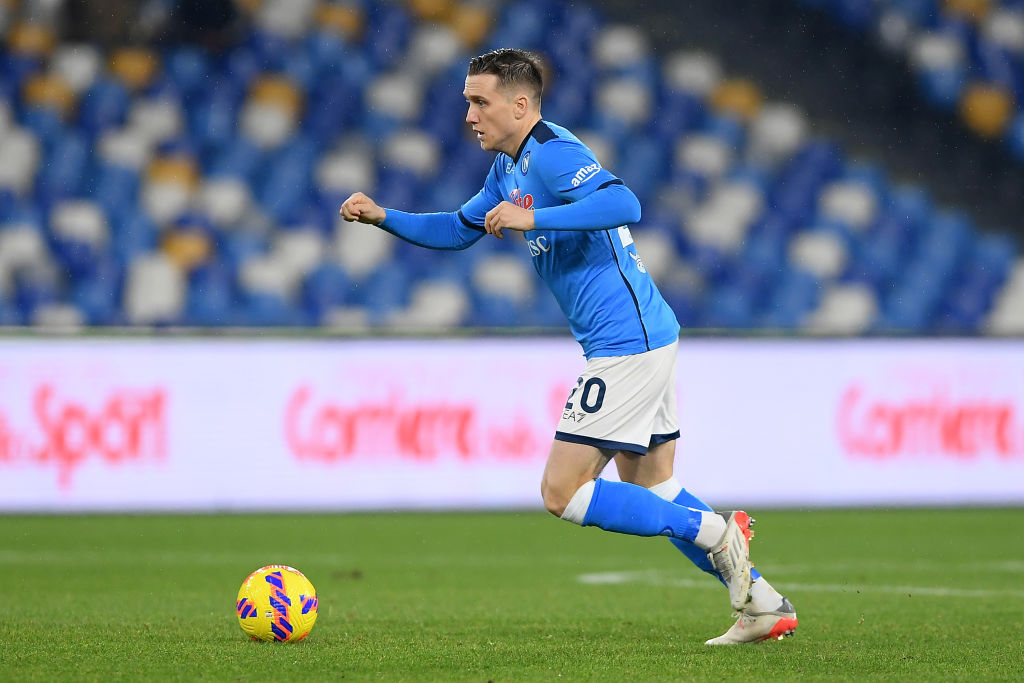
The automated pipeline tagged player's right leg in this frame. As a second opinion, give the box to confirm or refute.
[618,441,795,639]
[540,438,723,548]
[704,596,798,645]
[614,445,754,611]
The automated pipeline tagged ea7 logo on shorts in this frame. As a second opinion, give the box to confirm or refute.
[509,188,534,210]
[571,163,601,187]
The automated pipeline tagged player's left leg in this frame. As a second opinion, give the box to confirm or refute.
[621,441,798,644]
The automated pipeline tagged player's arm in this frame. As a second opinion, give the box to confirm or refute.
[483,181,640,238]
[339,192,485,251]
[530,139,641,231]
[532,181,640,230]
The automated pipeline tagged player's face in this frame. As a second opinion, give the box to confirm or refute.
[464,74,521,155]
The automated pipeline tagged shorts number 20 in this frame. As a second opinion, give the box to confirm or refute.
[565,377,606,414]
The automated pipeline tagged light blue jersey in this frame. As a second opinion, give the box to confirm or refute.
[457,121,680,358]
[379,120,680,358]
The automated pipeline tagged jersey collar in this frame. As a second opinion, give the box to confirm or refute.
[512,119,546,163]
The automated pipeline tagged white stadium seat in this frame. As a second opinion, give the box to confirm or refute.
[789,230,848,280]
[124,253,186,323]
[50,200,109,247]
[818,180,878,232]
[663,51,723,96]
[199,177,252,229]
[803,283,878,334]
[472,254,534,303]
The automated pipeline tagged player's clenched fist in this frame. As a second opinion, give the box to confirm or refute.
[340,192,386,225]
[484,201,535,239]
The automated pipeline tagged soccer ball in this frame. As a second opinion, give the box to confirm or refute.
[236,565,318,642]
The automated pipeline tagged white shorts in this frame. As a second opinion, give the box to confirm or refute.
[554,341,680,454]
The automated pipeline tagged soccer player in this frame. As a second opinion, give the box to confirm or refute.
[340,48,797,644]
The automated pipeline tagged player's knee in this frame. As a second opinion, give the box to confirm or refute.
[540,477,570,518]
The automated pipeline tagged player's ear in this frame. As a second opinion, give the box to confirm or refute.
[514,93,529,119]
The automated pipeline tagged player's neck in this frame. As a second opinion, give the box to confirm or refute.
[503,114,543,159]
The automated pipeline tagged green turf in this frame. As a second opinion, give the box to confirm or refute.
[1,509,1022,681]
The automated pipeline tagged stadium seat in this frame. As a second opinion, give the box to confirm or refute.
[388,278,470,329]
[123,253,187,325]
[72,255,123,325]
[804,282,878,334]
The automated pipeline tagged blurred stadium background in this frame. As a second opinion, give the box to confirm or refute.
[0,0,1022,334]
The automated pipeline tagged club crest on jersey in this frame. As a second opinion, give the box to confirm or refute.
[509,188,534,210]
[521,151,531,175]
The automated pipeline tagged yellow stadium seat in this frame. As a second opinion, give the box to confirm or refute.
[449,3,492,48]
[23,73,75,118]
[147,157,200,189]
[944,0,992,22]
[7,22,56,58]
[162,230,213,271]
[109,47,159,91]
[710,79,763,120]
[409,0,454,22]
[250,75,304,116]
[316,3,363,39]
[960,82,1015,138]
[234,0,261,14]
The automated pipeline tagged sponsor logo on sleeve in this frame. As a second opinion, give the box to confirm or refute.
[571,163,601,187]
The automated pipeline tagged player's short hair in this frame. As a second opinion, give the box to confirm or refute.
[468,48,543,106]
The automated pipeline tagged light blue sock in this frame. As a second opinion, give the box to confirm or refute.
[581,478,703,542]
[670,487,762,583]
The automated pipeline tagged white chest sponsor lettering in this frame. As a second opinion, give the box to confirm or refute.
[528,235,550,257]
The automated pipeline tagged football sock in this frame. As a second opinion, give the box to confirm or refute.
[649,477,764,584]
[560,478,723,548]
[748,575,784,613]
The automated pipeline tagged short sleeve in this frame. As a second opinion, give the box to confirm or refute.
[534,139,620,202]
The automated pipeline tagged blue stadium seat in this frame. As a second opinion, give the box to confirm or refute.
[703,285,756,329]
[242,290,306,327]
[302,262,351,322]
[71,256,123,325]
[21,107,64,147]
[365,3,413,70]
[78,78,130,135]
[761,268,822,329]
[14,263,62,320]
[186,261,237,326]
[356,263,410,321]
[165,45,210,96]
[35,131,88,205]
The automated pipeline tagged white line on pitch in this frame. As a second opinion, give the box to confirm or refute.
[576,570,1024,599]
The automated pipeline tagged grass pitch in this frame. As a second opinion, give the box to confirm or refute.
[2,508,1023,681]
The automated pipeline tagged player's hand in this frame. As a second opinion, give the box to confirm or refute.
[339,192,386,225]
[483,201,534,239]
